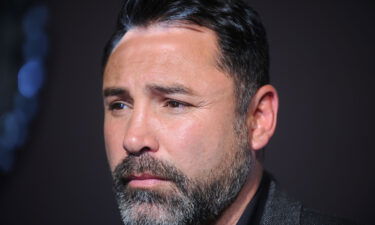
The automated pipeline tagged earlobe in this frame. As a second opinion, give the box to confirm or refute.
[247,85,279,150]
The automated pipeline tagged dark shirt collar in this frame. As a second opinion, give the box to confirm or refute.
[236,172,270,225]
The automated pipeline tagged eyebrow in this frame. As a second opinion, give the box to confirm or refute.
[146,84,195,96]
[103,87,133,103]
[102,84,195,101]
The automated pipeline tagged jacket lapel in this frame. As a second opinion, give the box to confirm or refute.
[259,178,302,225]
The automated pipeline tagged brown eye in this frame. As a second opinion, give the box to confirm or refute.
[165,99,193,109]
[166,100,184,108]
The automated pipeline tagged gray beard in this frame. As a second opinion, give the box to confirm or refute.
[112,122,253,225]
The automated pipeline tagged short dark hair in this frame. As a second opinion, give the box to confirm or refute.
[103,0,269,116]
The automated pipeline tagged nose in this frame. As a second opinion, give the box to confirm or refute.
[123,109,159,156]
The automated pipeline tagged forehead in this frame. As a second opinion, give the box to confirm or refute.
[112,23,219,62]
[103,24,232,92]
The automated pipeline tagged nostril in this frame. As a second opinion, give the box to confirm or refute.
[127,146,151,156]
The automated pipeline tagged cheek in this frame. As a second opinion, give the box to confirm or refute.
[160,114,234,179]
[104,117,127,171]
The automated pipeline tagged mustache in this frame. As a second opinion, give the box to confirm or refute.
[113,154,188,190]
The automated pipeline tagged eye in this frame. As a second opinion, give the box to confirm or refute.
[166,100,183,108]
[109,102,128,111]
[164,99,192,109]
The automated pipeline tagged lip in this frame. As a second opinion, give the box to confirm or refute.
[125,173,169,188]
[128,174,166,180]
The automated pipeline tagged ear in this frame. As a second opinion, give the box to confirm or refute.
[247,85,279,150]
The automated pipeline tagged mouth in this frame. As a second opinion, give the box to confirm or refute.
[124,173,170,188]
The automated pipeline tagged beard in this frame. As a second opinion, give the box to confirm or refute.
[112,119,253,225]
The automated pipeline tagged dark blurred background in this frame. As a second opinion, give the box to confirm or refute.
[0,0,374,224]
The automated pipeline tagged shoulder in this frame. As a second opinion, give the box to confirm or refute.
[258,172,360,225]
[300,207,359,225]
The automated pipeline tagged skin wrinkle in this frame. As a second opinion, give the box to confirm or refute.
[103,23,274,225]
[107,24,235,174]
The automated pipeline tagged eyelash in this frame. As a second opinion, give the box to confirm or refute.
[109,102,128,111]
[108,99,192,111]
[164,99,192,108]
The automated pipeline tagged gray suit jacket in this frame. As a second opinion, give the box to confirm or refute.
[255,175,358,225]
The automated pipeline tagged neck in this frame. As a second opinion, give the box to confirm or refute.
[214,161,263,225]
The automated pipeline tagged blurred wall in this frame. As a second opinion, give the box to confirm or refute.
[0,0,374,224]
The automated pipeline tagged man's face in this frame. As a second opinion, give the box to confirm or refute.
[103,24,252,225]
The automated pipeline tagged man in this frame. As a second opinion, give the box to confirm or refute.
[101,0,356,224]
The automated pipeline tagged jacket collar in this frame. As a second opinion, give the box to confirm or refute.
[259,173,302,225]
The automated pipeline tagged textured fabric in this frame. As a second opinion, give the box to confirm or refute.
[258,177,301,225]
[300,208,359,225]
[238,172,359,225]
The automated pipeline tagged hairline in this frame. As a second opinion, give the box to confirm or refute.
[104,20,234,81]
